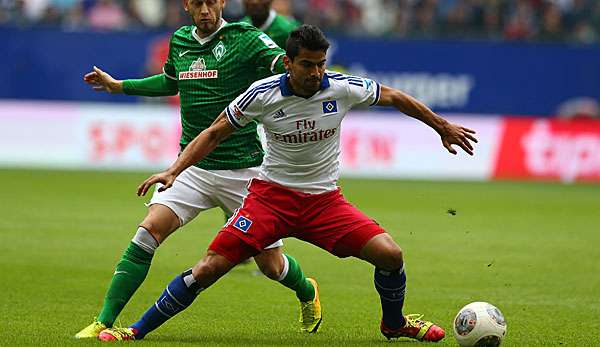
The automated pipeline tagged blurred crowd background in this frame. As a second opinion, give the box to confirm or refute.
[1,0,599,43]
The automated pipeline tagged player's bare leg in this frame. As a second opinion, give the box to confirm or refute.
[76,204,179,338]
[254,247,322,333]
[359,233,445,342]
[192,251,237,287]
[359,233,404,271]
[252,246,284,280]
[139,204,181,243]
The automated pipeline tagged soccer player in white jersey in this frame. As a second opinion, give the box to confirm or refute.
[99,25,477,342]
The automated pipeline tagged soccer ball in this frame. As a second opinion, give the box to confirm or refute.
[453,302,507,347]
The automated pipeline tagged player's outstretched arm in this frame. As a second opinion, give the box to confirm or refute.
[137,113,236,196]
[84,66,178,97]
[377,85,478,155]
[83,66,124,93]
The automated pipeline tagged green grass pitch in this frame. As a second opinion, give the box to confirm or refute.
[1,169,599,346]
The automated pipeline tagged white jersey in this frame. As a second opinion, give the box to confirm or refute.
[225,71,381,194]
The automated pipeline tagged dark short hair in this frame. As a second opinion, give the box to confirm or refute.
[285,24,330,60]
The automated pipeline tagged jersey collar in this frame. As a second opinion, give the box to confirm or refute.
[192,19,228,45]
[259,10,277,31]
[279,73,331,97]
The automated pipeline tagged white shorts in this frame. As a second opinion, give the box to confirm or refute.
[149,166,283,249]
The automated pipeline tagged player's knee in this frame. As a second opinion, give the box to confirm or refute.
[192,251,232,284]
[256,260,282,280]
[362,233,404,270]
[388,245,404,270]
[139,206,180,243]
[139,221,168,244]
[254,250,284,280]
[379,244,404,271]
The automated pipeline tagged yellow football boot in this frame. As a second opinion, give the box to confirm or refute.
[380,314,445,342]
[98,327,136,341]
[74,320,107,339]
[299,278,322,333]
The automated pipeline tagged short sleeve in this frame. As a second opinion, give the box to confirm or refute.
[224,80,272,129]
[241,28,286,74]
[163,35,177,80]
[346,75,381,108]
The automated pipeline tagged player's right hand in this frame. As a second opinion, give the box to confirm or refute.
[439,123,478,156]
[83,66,124,93]
[137,171,177,196]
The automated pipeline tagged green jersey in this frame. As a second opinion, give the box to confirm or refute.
[131,21,286,170]
[241,10,300,49]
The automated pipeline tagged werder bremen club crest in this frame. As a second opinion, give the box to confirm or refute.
[212,41,226,62]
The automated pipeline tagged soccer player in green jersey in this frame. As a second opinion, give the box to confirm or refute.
[240,0,300,80]
[241,0,300,49]
[75,0,320,339]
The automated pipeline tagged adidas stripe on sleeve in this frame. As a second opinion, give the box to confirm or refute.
[327,72,381,108]
[225,78,281,129]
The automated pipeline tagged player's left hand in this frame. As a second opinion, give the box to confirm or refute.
[439,123,478,155]
[83,66,123,93]
[137,171,177,196]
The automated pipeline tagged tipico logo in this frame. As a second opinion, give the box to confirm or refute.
[522,121,600,182]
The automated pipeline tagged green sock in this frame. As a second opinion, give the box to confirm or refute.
[97,242,153,326]
[279,254,315,302]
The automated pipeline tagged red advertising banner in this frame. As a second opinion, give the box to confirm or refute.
[493,118,600,182]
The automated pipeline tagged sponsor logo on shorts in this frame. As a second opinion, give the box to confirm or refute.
[233,215,253,233]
